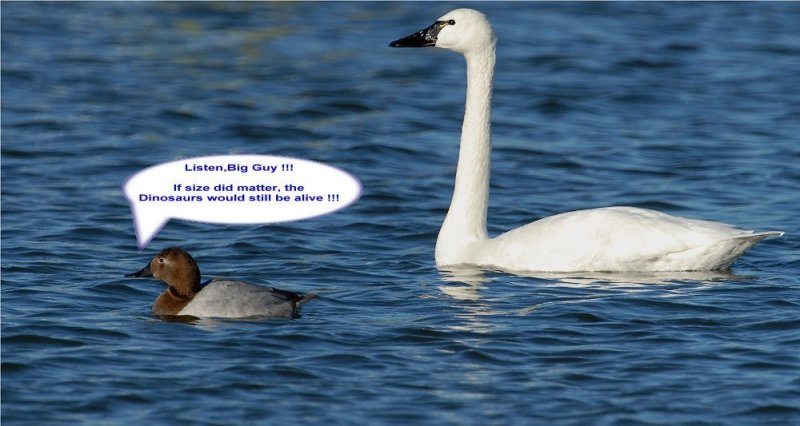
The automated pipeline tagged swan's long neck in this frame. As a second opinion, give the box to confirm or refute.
[436,46,496,265]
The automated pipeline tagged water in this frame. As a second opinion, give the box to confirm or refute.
[2,2,799,424]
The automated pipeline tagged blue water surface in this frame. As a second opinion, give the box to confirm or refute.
[2,2,799,425]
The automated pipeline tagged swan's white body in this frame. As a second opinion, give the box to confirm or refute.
[391,9,782,272]
[443,206,779,272]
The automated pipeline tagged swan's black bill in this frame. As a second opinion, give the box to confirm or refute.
[126,263,153,278]
[389,21,448,48]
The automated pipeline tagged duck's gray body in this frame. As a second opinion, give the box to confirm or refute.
[178,279,315,319]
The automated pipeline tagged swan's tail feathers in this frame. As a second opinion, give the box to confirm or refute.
[706,231,784,270]
[760,231,785,238]
[733,231,785,243]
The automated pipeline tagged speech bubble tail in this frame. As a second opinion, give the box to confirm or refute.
[131,208,171,251]
[135,219,169,251]
[137,236,155,252]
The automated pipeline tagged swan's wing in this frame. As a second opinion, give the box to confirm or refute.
[480,207,781,272]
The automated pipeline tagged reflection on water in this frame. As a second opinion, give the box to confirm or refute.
[439,264,752,301]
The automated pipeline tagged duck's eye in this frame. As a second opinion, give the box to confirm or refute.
[158,257,165,263]
[448,19,456,25]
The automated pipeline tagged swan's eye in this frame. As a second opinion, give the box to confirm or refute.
[448,19,456,25]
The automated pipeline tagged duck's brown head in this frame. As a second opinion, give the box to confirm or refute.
[127,247,202,315]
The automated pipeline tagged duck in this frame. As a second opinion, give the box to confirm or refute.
[126,247,315,319]
[389,8,783,272]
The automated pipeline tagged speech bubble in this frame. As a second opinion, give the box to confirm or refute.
[123,154,361,250]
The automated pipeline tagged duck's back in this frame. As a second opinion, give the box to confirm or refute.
[178,279,312,318]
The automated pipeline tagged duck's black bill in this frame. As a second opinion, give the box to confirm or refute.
[126,263,153,278]
[389,21,446,48]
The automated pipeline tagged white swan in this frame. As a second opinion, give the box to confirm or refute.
[390,8,783,273]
